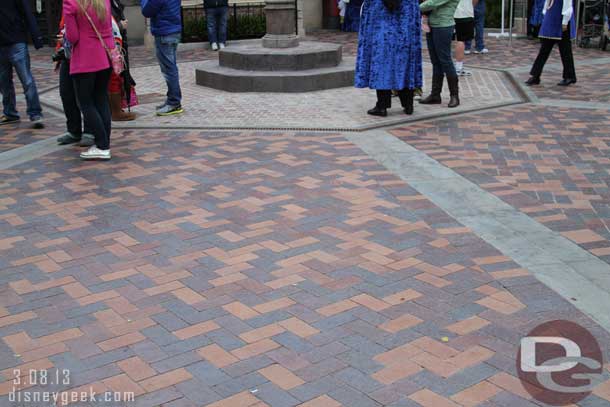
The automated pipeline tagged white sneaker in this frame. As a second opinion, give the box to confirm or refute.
[219,43,226,49]
[80,146,111,160]
[474,48,489,54]
[211,42,219,51]
[464,49,471,55]
[457,69,472,77]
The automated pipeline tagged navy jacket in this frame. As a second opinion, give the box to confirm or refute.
[0,0,43,48]
[204,0,229,8]
[141,0,182,36]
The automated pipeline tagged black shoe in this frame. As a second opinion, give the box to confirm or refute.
[419,75,444,105]
[367,106,387,117]
[525,76,541,86]
[419,94,442,104]
[557,78,576,86]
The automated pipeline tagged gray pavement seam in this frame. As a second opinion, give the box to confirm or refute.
[347,129,610,334]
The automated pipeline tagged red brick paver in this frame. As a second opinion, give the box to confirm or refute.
[1,129,609,406]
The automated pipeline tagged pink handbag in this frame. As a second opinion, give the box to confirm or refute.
[79,4,124,75]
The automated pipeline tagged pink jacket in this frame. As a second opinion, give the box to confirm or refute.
[64,0,113,74]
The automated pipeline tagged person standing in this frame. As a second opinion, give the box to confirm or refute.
[204,0,229,51]
[464,0,488,54]
[453,0,476,76]
[55,16,95,146]
[0,0,44,128]
[141,0,184,116]
[110,0,136,121]
[420,0,461,108]
[355,0,423,117]
[525,0,577,87]
[64,0,114,160]
[528,0,545,39]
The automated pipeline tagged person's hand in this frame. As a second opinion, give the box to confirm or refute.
[562,24,568,31]
[121,19,128,29]
[56,33,64,42]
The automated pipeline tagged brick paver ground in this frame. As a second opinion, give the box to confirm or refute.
[392,105,610,265]
[38,61,519,131]
[1,129,610,407]
[2,30,610,407]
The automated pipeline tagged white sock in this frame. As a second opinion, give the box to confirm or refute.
[455,61,463,71]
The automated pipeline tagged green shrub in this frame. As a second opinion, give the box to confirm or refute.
[182,12,267,43]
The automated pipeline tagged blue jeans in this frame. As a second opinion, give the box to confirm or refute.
[206,6,229,45]
[426,26,457,78]
[466,0,486,51]
[154,33,182,107]
[0,43,42,120]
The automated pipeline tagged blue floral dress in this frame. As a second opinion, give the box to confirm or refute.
[355,0,423,90]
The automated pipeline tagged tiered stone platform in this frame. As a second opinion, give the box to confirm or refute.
[195,41,355,93]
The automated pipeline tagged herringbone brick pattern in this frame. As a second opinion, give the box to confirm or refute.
[1,130,609,406]
[393,105,610,264]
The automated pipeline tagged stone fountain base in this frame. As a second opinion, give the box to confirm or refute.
[195,41,355,93]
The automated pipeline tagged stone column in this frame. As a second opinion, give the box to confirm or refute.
[262,0,299,48]
[296,0,305,37]
[144,18,155,49]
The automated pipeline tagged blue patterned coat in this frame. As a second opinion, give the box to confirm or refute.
[355,0,423,90]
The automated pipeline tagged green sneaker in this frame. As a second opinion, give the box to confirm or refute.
[156,105,184,116]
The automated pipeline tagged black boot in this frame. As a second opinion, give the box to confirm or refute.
[447,75,460,108]
[398,89,414,115]
[419,75,443,104]
[368,90,391,116]
[367,105,388,117]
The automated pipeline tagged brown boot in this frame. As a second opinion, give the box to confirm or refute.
[109,92,136,121]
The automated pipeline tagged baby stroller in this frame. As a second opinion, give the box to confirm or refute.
[579,0,609,49]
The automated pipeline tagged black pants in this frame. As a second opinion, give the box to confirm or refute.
[377,90,410,109]
[72,69,112,150]
[426,26,457,78]
[59,60,92,136]
[530,26,576,81]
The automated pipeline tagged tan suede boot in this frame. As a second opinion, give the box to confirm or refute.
[109,93,136,121]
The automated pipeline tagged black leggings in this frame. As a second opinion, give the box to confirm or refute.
[72,69,112,150]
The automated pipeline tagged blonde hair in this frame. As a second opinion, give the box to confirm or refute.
[78,0,108,21]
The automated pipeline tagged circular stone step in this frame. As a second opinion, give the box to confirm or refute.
[219,41,343,71]
[196,57,355,93]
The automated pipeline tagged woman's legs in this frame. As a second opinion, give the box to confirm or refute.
[73,69,111,151]
[95,69,112,149]
[431,26,457,77]
[420,30,446,104]
[429,26,459,107]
